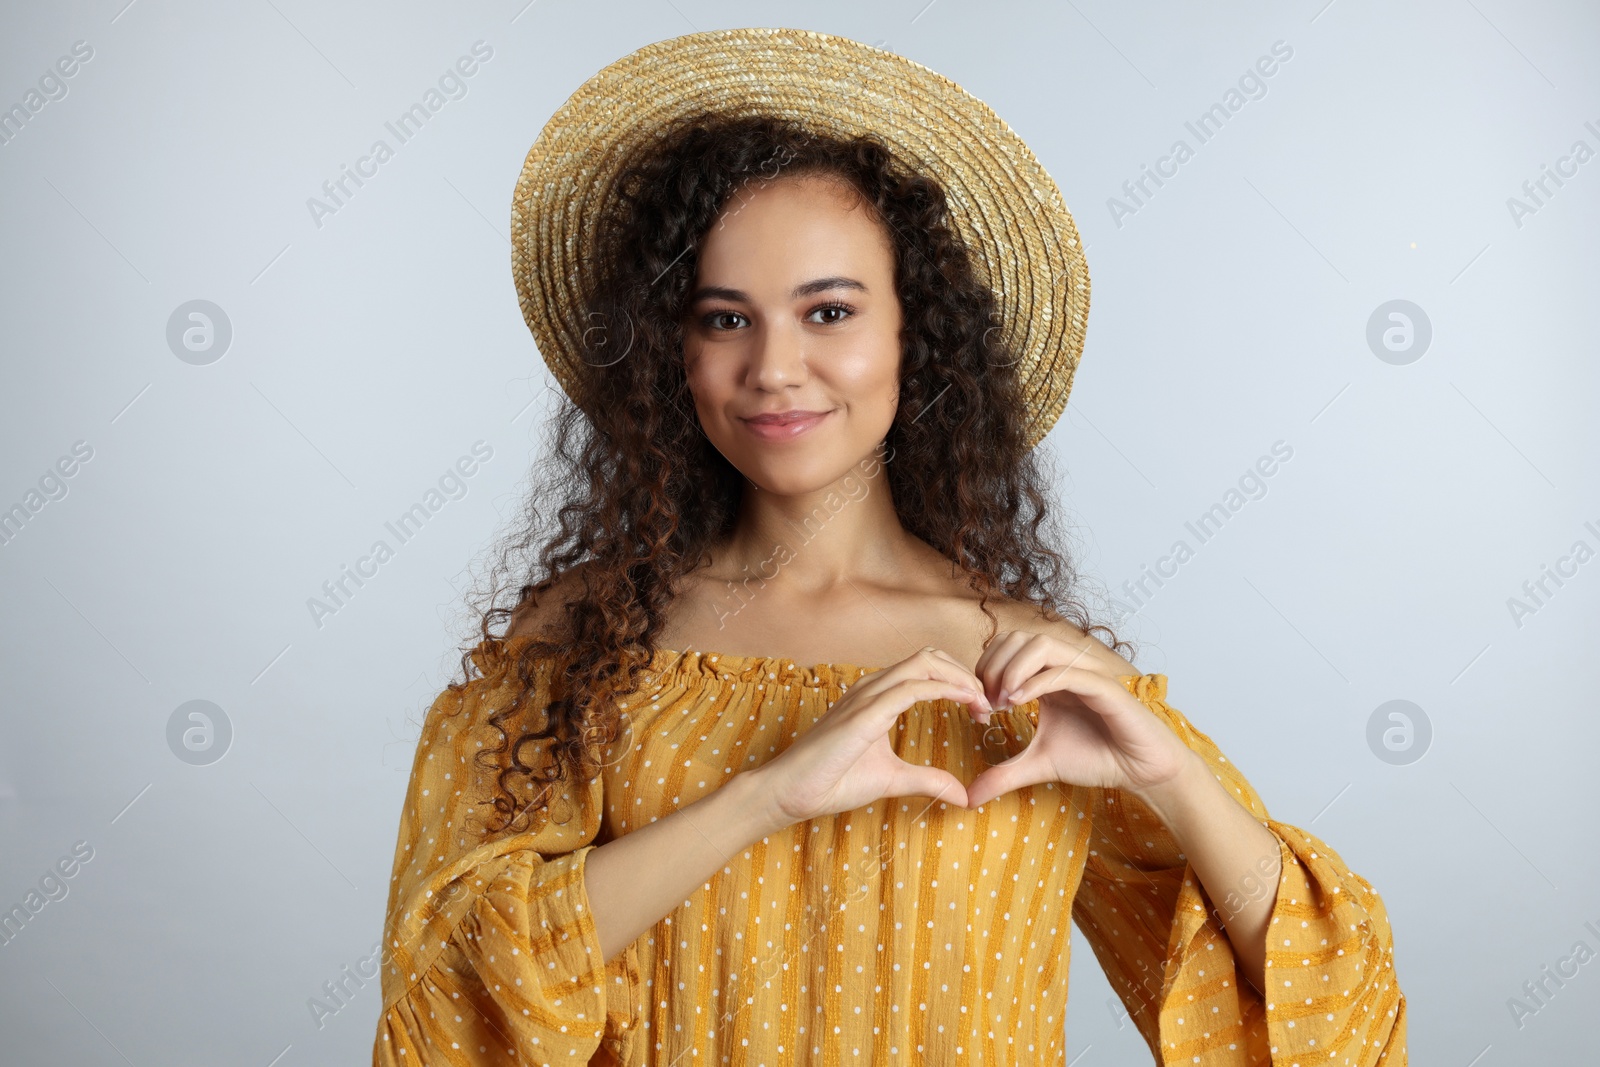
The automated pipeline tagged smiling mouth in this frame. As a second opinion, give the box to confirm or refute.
[740,410,833,440]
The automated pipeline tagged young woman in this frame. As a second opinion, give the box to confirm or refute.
[372,28,1405,1066]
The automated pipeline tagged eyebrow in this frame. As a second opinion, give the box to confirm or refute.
[688,276,868,304]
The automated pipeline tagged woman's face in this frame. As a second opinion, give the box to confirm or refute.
[681,172,902,495]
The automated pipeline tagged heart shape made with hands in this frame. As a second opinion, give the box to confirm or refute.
[940,632,1196,811]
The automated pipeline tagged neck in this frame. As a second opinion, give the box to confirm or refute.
[718,448,915,594]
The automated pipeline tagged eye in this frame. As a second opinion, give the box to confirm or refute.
[701,309,747,331]
[807,302,857,325]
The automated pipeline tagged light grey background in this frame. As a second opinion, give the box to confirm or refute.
[2,1,1596,1064]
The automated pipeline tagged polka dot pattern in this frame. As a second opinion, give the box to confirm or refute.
[1071,675,1407,1065]
[371,637,1407,1064]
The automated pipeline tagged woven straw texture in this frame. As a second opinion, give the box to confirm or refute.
[511,26,1089,451]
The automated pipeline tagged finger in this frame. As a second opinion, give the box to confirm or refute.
[972,633,1075,710]
[836,656,918,705]
[923,646,974,677]
[854,677,987,735]
[921,648,994,714]
[971,629,1023,685]
[994,635,1104,708]
[972,631,1026,707]
[1008,662,1120,708]
[850,647,945,696]
[885,762,969,808]
[964,747,1049,810]
[871,649,992,712]
[974,630,1041,706]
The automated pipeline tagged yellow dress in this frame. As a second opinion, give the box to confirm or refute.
[372,634,1406,1065]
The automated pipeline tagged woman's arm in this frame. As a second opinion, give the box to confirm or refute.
[583,641,984,963]
[511,578,988,966]
[1066,680,1407,1065]
[585,768,790,962]
[967,629,1406,1063]
[506,577,799,962]
[1129,748,1282,996]
[967,627,1278,991]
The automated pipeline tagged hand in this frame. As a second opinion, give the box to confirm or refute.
[752,647,994,825]
[963,630,1196,810]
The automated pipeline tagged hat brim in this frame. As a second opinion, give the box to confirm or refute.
[511,26,1089,451]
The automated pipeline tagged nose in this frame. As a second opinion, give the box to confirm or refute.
[746,318,807,392]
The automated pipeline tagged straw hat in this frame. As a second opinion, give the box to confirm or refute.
[510,26,1089,452]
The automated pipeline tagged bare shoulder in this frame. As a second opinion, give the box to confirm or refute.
[991,597,1140,678]
[504,564,593,641]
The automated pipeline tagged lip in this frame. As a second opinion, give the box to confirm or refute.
[739,409,833,441]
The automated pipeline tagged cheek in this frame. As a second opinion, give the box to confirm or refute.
[835,326,901,386]
[849,340,901,407]
[682,350,739,423]
[679,343,713,396]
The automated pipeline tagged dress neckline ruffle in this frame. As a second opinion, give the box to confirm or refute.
[473,632,1162,701]
[477,632,875,687]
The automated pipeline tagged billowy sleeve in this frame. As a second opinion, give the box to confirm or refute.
[371,644,641,1066]
[1068,674,1407,1065]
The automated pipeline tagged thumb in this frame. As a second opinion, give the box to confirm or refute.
[887,764,969,808]
[964,750,1045,810]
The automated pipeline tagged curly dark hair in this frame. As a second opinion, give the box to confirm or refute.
[450,111,1132,835]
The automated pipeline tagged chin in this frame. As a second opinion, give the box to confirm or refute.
[736,443,886,497]
[736,456,840,496]
[708,413,894,493]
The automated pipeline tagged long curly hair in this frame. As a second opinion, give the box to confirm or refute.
[452,112,1131,835]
